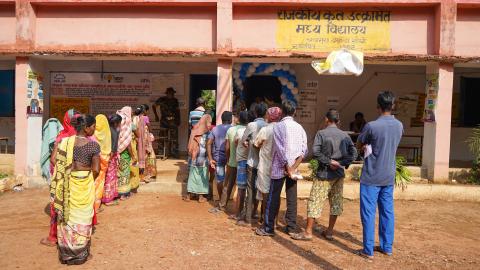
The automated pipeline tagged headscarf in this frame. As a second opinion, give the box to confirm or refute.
[40,118,63,183]
[117,106,132,153]
[188,114,212,159]
[55,109,77,143]
[94,114,112,156]
[267,107,282,123]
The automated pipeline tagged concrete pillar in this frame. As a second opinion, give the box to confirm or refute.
[216,0,233,52]
[14,57,44,187]
[216,59,233,124]
[14,57,29,176]
[434,0,456,56]
[422,63,454,182]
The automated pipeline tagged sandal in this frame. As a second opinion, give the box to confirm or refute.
[208,207,223,214]
[104,200,119,206]
[236,220,249,227]
[40,238,56,247]
[321,231,334,241]
[228,214,239,220]
[291,233,313,241]
[198,196,208,203]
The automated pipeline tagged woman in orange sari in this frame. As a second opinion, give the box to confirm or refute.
[93,114,111,213]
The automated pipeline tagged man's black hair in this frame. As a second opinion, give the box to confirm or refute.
[281,100,296,116]
[239,111,249,125]
[196,97,205,106]
[326,109,340,123]
[221,111,233,124]
[134,106,144,116]
[142,104,150,111]
[109,114,122,125]
[377,91,396,112]
[247,110,256,122]
[255,102,268,118]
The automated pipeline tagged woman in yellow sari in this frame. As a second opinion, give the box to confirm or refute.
[51,114,100,265]
[93,114,111,213]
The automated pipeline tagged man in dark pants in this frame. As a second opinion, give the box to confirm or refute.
[356,91,403,259]
[153,87,180,158]
[237,103,268,226]
[256,101,308,236]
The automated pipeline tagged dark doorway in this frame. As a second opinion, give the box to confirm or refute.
[460,77,480,127]
[244,75,282,109]
[190,74,217,124]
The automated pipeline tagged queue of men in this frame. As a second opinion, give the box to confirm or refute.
[188,91,402,260]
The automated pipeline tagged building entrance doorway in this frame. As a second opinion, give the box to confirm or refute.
[243,75,282,110]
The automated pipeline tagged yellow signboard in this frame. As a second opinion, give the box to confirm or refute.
[50,97,90,122]
[276,10,391,52]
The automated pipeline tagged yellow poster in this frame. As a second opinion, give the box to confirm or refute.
[50,97,90,122]
[276,10,391,52]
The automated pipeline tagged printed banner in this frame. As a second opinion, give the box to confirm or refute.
[276,9,391,52]
[50,72,185,121]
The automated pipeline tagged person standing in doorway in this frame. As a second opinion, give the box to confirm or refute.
[291,109,357,241]
[206,111,233,206]
[356,91,403,259]
[153,87,180,158]
[256,100,307,237]
[237,103,268,226]
[189,97,206,129]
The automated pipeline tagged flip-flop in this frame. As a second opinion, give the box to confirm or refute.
[104,201,119,206]
[228,214,239,220]
[40,238,56,247]
[291,233,313,241]
[236,220,250,227]
[374,246,393,256]
[321,231,334,241]
[208,207,222,214]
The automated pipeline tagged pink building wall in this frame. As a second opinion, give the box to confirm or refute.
[35,5,216,51]
[455,8,480,57]
[0,4,16,47]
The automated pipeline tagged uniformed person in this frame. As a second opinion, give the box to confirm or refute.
[153,87,180,158]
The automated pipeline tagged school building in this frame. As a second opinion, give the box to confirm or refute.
[0,0,479,185]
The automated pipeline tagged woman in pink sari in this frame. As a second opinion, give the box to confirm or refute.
[103,114,122,205]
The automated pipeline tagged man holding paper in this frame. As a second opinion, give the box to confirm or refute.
[356,91,403,259]
[291,109,357,241]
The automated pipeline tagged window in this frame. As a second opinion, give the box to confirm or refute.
[0,70,15,117]
[460,77,480,127]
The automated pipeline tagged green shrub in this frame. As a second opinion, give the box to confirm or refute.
[466,125,480,184]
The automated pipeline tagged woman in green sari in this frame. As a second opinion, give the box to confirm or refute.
[51,115,100,265]
[116,106,136,200]
[184,114,212,202]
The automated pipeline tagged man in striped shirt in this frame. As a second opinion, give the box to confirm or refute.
[256,100,308,236]
[189,98,206,129]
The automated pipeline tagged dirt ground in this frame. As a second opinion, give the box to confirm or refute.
[0,189,479,270]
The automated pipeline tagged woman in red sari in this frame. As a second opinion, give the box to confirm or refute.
[40,109,78,247]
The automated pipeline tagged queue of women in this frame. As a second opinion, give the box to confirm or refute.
[39,105,156,265]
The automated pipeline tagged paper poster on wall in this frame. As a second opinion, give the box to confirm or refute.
[297,89,317,123]
[27,69,44,116]
[50,72,185,121]
[276,9,391,52]
[327,96,340,109]
[423,74,439,122]
[50,97,90,122]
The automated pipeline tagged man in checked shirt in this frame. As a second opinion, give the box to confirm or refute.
[256,100,308,237]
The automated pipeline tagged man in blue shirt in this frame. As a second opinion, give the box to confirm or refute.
[207,111,232,203]
[357,91,403,259]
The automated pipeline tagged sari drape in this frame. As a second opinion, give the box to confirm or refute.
[130,134,140,191]
[41,118,63,183]
[93,115,111,211]
[52,136,94,265]
[118,150,131,196]
[102,153,119,203]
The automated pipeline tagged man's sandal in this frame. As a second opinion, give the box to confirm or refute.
[374,246,393,256]
[291,233,313,241]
